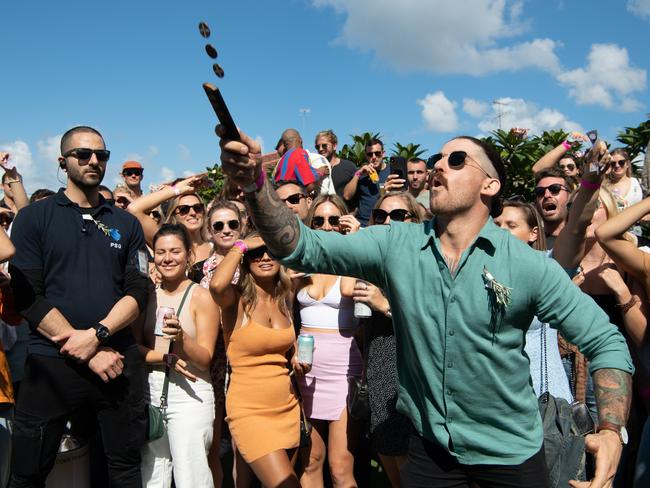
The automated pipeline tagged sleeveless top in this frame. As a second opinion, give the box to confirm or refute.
[155,283,210,383]
[297,276,357,330]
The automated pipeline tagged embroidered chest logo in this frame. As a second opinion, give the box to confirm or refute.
[82,214,122,248]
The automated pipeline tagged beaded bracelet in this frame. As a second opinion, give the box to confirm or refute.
[561,140,572,151]
[618,296,639,314]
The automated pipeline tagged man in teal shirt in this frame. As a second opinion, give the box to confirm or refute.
[219,128,633,488]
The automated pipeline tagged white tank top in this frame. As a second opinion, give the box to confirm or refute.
[297,276,358,330]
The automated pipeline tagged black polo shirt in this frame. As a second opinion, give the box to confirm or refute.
[10,188,148,356]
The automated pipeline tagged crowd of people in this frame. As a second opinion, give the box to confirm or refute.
[0,123,647,488]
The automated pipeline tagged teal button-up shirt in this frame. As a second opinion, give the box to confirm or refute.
[282,217,634,465]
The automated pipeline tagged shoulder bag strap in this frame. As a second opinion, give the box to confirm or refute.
[160,283,195,410]
[540,321,549,395]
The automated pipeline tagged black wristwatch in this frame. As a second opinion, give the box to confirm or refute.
[94,323,110,345]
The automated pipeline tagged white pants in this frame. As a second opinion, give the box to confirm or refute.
[141,369,215,488]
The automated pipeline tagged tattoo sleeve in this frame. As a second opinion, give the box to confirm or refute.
[593,368,632,426]
[245,178,301,257]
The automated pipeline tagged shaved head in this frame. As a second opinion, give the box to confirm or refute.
[60,126,104,155]
[281,128,303,149]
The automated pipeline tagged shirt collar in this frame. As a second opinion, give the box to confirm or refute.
[420,216,500,253]
[54,188,113,213]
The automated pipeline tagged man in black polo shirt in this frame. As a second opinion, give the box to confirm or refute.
[8,126,149,487]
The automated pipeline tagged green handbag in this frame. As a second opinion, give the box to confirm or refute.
[146,283,194,442]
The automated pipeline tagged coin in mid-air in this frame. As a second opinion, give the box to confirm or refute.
[212,63,225,78]
[198,22,211,38]
[205,44,218,59]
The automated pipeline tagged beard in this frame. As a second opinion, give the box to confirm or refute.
[67,164,105,190]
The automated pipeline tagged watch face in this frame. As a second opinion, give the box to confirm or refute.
[621,426,629,445]
[96,326,110,342]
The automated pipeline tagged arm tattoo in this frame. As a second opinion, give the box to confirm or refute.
[245,179,301,257]
[593,368,632,426]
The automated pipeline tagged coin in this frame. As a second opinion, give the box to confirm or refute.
[212,63,225,78]
[198,22,211,38]
[205,44,218,59]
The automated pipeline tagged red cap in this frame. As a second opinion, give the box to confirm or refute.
[122,161,143,171]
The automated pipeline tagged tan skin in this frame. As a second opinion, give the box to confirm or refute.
[210,235,308,488]
[605,154,633,199]
[352,196,411,487]
[292,202,359,488]
[343,143,386,201]
[128,176,212,263]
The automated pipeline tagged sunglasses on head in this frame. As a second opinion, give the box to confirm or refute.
[123,169,143,177]
[312,215,340,228]
[315,144,330,150]
[612,160,627,168]
[212,219,240,232]
[62,148,111,163]
[175,203,205,216]
[281,193,306,205]
[246,246,269,262]
[534,184,570,198]
[366,150,383,158]
[559,163,576,171]
[372,208,412,224]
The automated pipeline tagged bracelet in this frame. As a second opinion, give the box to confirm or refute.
[580,179,601,191]
[561,140,572,151]
[354,170,363,178]
[618,296,639,314]
[243,170,265,194]
[171,185,181,196]
[232,240,248,254]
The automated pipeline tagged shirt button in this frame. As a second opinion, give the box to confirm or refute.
[447,361,453,368]
[450,296,456,303]
[449,329,455,336]
[448,417,453,423]
[446,388,452,395]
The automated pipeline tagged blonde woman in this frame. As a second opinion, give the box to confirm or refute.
[210,232,305,488]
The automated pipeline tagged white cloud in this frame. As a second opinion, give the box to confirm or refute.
[37,134,62,164]
[557,44,646,112]
[312,0,561,75]
[476,97,583,135]
[418,91,459,132]
[628,0,650,19]
[160,167,175,183]
[177,144,192,164]
[463,98,489,118]
[0,140,65,193]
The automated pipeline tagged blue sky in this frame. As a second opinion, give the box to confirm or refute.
[1,0,649,194]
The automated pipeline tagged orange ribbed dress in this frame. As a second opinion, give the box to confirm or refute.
[225,322,300,463]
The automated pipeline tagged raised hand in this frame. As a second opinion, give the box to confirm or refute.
[218,126,262,188]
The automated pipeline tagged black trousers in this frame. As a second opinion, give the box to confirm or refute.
[400,433,550,488]
[9,348,146,488]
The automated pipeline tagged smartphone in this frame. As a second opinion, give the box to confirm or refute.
[203,82,240,141]
[389,156,407,190]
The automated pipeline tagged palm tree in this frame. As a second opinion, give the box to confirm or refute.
[617,116,650,191]
[390,142,427,161]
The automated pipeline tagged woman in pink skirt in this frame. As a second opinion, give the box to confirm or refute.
[293,194,362,487]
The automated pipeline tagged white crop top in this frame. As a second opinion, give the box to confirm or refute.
[297,276,358,330]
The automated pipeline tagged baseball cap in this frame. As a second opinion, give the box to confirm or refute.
[122,161,143,171]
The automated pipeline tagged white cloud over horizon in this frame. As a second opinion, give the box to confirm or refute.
[418,91,459,132]
[463,98,490,118]
[313,0,562,76]
[557,44,646,112]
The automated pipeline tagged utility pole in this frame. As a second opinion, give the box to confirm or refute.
[492,100,509,131]
[299,108,311,134]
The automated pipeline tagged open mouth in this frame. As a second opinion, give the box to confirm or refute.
[542,202,557,212]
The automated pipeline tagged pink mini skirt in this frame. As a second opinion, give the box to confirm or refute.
[297,330,363,421]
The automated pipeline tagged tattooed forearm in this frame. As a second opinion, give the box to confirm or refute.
[245,178,301,257]
[593,368,632,426]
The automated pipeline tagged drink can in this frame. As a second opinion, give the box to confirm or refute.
[354,281,373,318]
[297,334,314,365]
[155,306,175,336]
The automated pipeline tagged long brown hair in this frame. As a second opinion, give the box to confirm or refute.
[500,201,547,251]
[237,231,293,321]
[163,192,209,244]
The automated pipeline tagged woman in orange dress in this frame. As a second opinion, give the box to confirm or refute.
[210,232,308,488]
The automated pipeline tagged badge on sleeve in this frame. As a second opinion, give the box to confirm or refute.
[137,250,149,276]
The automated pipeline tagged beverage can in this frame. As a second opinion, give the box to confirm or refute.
[354,281,373,318]
[155,306,175,336]
[369,169,379,183]
[297,334,315,365]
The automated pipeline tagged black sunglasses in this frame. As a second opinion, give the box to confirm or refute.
[123,169,143,177]
[612,160,627,168]
[175,203,205,216]
[281,193,306,205]
[62,148,111,163]
[558,163,576,171]
[534,184,570,198]
[365,151,383,158]
[312,215,340,228]
[115,196,132,206]
[315,144,330,150]
[372,208,412,224]
[212,219,240,232]
[428,151,494,178]
[246,246,269,261]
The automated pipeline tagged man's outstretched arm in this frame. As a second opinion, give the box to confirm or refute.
[219,127,300,257]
